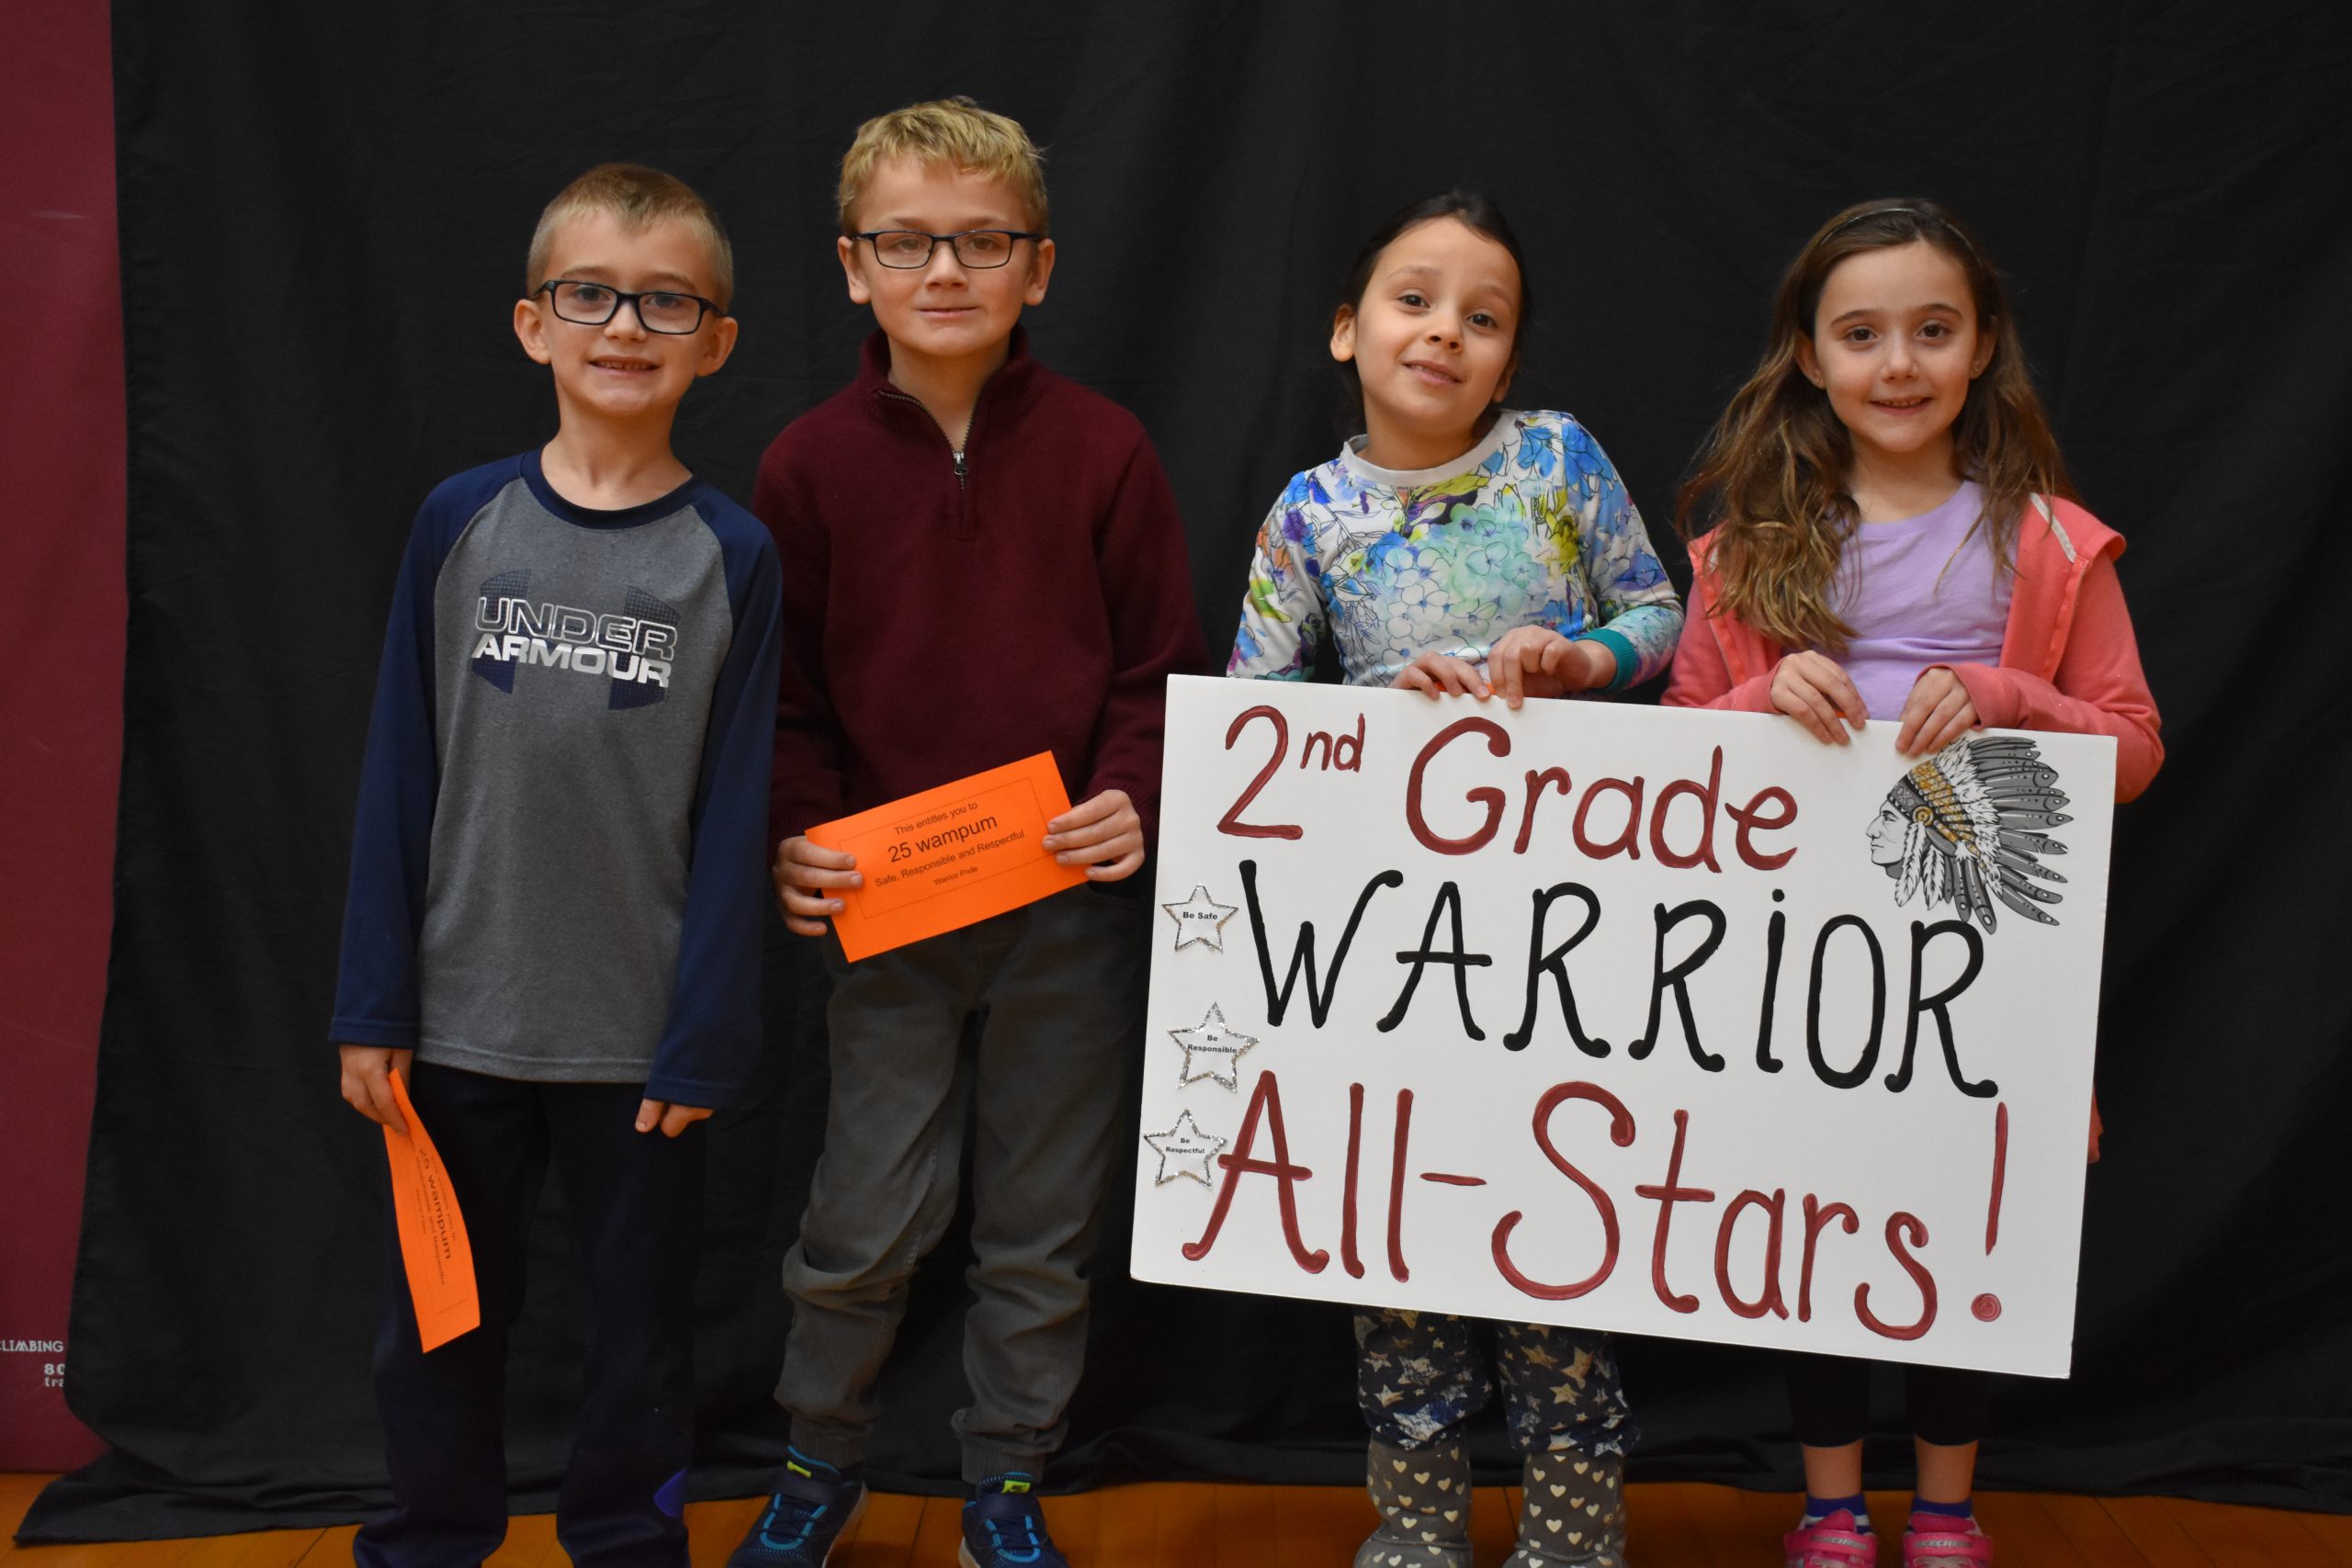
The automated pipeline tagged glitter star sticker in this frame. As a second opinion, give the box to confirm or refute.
[1160,884,1239,952]
[1169,1003,1257,1090]
[1143,1110,1227,1186]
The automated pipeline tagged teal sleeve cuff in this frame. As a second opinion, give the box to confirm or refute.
[1584,626,1641,692]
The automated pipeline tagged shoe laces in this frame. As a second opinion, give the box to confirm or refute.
[970,1475,1051,1565]
[755,1458,849,1554]
[982,1515,1046,1563]
[755,1489,838,1552]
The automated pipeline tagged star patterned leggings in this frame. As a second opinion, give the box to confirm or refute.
[1354,1308,1635,1456]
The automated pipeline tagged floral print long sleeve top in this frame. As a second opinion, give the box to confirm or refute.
[1227,410,1683,689]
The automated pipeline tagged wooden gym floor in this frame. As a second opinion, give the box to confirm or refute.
[7,1473,2349,1565]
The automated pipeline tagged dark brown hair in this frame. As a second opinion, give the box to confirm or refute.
[1676,198,2073,653]
[1334,190,1531,436]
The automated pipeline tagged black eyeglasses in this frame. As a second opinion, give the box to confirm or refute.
[537,279,722,333]
[855,229,1040,270]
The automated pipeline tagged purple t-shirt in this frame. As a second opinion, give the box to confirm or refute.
[1833,480,2010,721]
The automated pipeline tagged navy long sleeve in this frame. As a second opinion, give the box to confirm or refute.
[646,517,782,1105]
[332,464,511,1049]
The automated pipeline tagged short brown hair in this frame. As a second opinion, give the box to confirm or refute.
[837,96,1048,237]
[526,163,735,311]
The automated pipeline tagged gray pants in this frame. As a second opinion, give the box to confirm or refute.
[775,881,1150,1481]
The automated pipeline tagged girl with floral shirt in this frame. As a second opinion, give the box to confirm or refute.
[1227,191,1682,1568]
[1227,213,1679,702]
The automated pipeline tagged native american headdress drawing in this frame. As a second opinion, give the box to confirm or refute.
[1871,736,2071,933]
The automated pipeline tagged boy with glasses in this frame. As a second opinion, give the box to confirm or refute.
[332,164,780,1566]
[729,98,1206,1568]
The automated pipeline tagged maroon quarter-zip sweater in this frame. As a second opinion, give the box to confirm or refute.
[754,328,1210,849]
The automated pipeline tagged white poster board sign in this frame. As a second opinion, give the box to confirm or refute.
[1132,676,2114,1377]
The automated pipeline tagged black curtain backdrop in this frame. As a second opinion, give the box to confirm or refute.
[29,0,2352,1540]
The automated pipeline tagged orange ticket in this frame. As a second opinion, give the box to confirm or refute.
[807,751,1088,962]
[384,1068,481,1352]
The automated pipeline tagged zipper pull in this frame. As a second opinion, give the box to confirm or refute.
[953,448,968,487]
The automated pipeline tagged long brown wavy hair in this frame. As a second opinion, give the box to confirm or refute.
[1676,199,2074,654]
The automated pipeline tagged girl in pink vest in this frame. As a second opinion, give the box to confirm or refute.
[1664,200,2161,1568]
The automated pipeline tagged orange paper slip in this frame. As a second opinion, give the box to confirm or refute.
[807,752,1089,962]
[384,1069,481,1352]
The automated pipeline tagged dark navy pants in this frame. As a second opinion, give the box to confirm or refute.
[356,1063,706,1568]
[1784,1353,1997,1449]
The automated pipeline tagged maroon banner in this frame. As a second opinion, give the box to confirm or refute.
[0,0,123,1469]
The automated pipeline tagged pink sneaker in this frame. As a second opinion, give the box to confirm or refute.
[1784,1509,1877,1568]
[1901,1513,1993,1567]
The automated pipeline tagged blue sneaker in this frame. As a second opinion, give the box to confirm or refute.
[958,1472,1069,1568]
[726,1450,867,1567]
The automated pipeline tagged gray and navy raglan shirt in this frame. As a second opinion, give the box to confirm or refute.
[330,451,782,1108]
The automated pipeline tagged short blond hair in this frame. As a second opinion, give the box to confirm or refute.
[837,96,1049,237]
[526,163,735,311]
